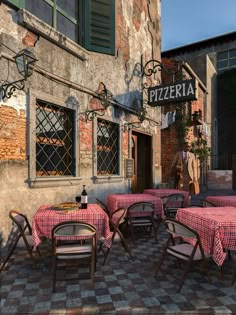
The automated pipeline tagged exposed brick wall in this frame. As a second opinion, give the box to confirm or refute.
[132,0,148,31]
[160,59,206,185]
[0,105,26,160]
[116,1,130,67]
[79,120,93,166]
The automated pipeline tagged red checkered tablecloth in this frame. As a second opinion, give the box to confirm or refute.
[176,206,236,266]
[206,196,236,207]
[32,204,112,249]
[106,193,163,217]
[144,189,190,207]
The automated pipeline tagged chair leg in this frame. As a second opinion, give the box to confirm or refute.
[129,223,135,241]
[91,257,95,289]
[103,247,111,265]
[98,242,110,265]
[154,221,161,241]
[117,230,133,258]
[0,236,20,272]
[52,257,57,293]
[177,258,194,293]
[232,270,236,285]
[155,248,167,278]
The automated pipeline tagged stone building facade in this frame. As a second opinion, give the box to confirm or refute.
[162,32,236,189]
[0,0,162,245]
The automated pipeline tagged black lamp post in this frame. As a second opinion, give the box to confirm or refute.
[0,48,38,100]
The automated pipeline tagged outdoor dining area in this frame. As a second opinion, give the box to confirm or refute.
[1,188,236,314]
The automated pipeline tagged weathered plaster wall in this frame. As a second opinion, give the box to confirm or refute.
[0,1,162,245]
[207,170,232,189]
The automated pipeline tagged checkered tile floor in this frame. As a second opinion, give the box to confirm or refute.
[1,224,236,315]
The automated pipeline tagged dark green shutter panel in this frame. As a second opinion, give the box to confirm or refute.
[84,0,115,55]
[4,0,25,9]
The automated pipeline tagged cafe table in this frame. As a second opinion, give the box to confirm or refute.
[176,206,236,266]
[106,193,163,217]
[32,203,112,249]
[143,188,190,207]
[206,195,236,207]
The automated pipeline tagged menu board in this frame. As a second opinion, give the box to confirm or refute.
[124,158,134,179]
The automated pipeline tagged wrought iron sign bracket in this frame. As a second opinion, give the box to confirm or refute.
[80,84,113,122]
[0,79,25,100]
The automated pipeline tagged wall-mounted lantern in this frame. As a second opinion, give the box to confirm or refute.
[0,48,38,100]
[191,110,203,137]
[191,110,202,125]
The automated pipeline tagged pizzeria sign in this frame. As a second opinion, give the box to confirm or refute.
[148,78,198,106]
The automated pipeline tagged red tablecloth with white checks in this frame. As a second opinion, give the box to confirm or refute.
[206,196,236,207]
[144,189,190,207]
[32,204,112,249]
[176,206,236,266]
[106,193,163,217]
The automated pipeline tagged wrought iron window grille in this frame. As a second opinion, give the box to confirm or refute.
[97,119,119,176]
[36,100,75,177]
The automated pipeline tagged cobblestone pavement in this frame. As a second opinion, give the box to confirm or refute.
[1,218,236,315]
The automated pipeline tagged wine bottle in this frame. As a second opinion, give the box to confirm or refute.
[81,185,88,209]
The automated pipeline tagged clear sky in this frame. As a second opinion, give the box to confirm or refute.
[161,0,236,51]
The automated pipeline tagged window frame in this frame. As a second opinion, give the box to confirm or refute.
[4,0,115,56]
[217,48,236,72]
[93,115,123,183]
[28,89,81,188]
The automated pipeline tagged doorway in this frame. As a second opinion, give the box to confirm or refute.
[131,131,152,193]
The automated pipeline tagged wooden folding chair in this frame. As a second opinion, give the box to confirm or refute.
[127,202,160,241]
[155,218,210,292]
[51,220,97,292]
[98,207,133,265]
[96,198,111,218]
[0,210,40,272]
[163,193,185,218]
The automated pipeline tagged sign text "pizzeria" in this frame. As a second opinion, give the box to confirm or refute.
[148,79,198,106]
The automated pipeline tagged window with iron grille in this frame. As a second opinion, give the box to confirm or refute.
[97,118,119,175]
[36,100,75,177]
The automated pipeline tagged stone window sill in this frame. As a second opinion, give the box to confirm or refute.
[27,177,82,188]
[18,9,90,61]
[92,176,124,184]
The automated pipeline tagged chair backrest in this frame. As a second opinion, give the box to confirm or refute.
[9,210,32,235]
[52,221,97,254]
[166,193,185,206]
[160,196,168,207]
[200,199,216,207]
[127,202,154,217]
[110,207,128,228]
[164,218,205,256]
[164,193,185,216]
[165,218,198,240]
[52,220,96,240]
[96,198,110,217]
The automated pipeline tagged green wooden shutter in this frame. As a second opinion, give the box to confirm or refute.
[3,0,25,9]
[84,0,115,55]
